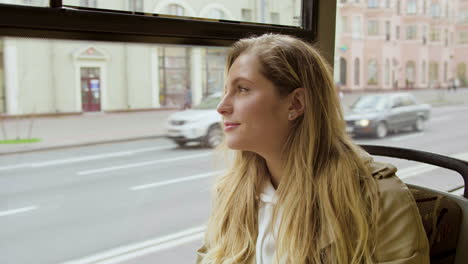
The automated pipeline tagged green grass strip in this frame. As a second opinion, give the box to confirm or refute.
[0,138,41,144]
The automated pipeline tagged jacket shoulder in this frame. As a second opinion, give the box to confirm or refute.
[368,161,430,263]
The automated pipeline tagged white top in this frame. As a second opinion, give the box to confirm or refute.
[256,179,286,264]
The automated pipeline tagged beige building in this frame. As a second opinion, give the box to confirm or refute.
[0,0,300,115]
[335,0,468,92]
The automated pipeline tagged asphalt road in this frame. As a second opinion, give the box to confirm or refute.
[0,104,467,264]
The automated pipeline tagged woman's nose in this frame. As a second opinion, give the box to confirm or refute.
[217,96,232,116]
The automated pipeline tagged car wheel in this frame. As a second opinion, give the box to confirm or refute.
[375,122,388,139]
[413,117,424,132]
[174,140,186,147]
[204,124,223,148]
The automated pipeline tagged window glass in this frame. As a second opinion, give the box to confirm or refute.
[62,0,302,26]
[0,37,229,263]
[0,0,47,6]
[335,0,468,195]
[407,0,416,14]
[367,20,379,36]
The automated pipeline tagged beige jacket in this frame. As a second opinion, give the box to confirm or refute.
[196,161,430,263]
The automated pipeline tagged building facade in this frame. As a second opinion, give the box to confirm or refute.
[335,0,468,92]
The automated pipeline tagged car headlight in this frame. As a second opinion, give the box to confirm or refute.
[355,119,370,127]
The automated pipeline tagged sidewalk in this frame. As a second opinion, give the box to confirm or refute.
[0,110,177,155]
[1,88,467,155]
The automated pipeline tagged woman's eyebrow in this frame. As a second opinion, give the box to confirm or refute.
[231,77,255,85]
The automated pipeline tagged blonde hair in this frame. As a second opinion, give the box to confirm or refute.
[201,34,379,263]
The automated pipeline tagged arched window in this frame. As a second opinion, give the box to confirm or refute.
[385,59,390,85]
[167,4,185,16]
[340,57,347,85]
[405,61,416,83]
[207,8,226,19]
[354,58,360,85]
[367,59,378,85]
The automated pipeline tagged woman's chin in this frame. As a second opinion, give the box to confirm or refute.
[225,138,245,150]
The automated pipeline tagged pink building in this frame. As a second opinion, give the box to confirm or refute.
[335,0,468,92]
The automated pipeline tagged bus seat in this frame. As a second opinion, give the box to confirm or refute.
[360,145,468,264]
[409,186,462,264]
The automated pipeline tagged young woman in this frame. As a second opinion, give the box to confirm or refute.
[196,34,429,263]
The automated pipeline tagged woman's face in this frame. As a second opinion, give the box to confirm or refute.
[217,53,291,155]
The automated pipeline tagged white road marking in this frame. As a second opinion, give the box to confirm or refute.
[60,226,205,264]
[397,151,468,179]
[430,116,452,123]
[0,146,173,171]
[130,170,223,191]
[390,132,425,142]
[0,206,38,217]
[77,152,212,176]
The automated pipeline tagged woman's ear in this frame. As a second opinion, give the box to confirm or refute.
[288,88,305,119]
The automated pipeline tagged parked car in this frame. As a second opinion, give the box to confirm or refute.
[166,93,223,148]
[344,93,431,138]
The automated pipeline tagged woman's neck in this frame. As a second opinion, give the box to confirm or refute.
[264,155,285,189]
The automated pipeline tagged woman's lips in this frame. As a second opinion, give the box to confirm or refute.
[224,122,240,131]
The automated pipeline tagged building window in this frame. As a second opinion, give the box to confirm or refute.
[341,16,348,33]
[167,4,185,16]
[385,0,390,8]
[396,26,400,40]
[385,59,390,85]
[405,61,416,83]
[270,12,280,24]
[159,47,190,107]
[340,57,347,85]
[241,8,253,22]
[368,20,379,36]
[459,32,468,44]
[407,0,417,14]
[430,27,440,42]
[444,61,448,81]
[368,0,379,8]
[129,0,144,12]
[80,0,97,8]
[397,0,401,15]
[385,21,391,40]
[431,3,441,18]
[205,49,227,97]
[429,62,439,83]
[207,9,226,19]
[457,63,467,84]
[354,58,360,85]
[406,25,417,40]
[459,11,468,23]
[421,61,426,84]
[352,16,362,39]
[367,59,378,85]
[422,25,427,44]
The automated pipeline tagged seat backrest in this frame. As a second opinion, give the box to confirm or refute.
[409,186,463,264]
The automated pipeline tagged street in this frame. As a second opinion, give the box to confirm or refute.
[0,104,467,264]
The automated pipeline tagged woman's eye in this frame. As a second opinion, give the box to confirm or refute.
[238,86,249,92]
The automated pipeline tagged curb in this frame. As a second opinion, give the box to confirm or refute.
[0,135,166,156]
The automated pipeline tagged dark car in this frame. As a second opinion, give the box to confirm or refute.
[344,93,431,138]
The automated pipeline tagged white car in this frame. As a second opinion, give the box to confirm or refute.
[166,94,223,148]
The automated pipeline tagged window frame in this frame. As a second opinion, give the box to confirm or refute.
[0,0,322,48]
